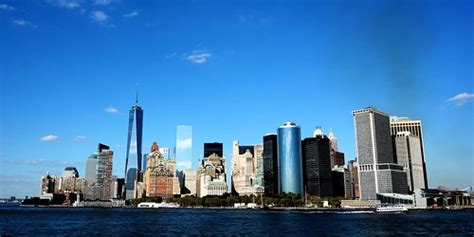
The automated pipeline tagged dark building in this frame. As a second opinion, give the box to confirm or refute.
[124,93,143,200]
[332,171,345,197]
[204,142,223,158]
[302,135,333,197]
[263,134,279,195]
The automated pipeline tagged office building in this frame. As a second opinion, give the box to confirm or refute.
[263,134,279,195]
[176,125,193,170]
[231,141,263,196]
[39,172,56,195]
[390,117,428,188]
[85,154,98,185]
[63,167,79,178]
[124,93,144,200]
[96,143,113,200]
[183,169,197,195]
[143,142,175,198]
[197,143,228,197]
[332,166,353,199]
[393,131,426,193]
[348,159,359,199]
[278,121,303,194]
[302,128,333,197]
[353,107,408,200]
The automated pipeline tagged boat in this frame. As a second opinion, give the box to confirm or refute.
[376,205,408,213]
[137,202,180,208]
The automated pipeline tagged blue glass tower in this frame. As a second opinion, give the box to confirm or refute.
[277,121,303,194]
[124,92,143,199]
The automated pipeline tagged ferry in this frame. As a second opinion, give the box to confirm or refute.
[376,205,409,213]
[137,202,180,208]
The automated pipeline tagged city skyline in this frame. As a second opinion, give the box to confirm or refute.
[1,1,473,198]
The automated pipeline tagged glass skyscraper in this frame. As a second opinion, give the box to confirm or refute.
[124,96,143,200]
[277,121,303,194]
[176,125,192,170]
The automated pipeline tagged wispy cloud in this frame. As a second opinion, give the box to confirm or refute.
[184,51,212,64]
[123,10,138,18]
[7,159,83,168]
[448,92,474,106]
[94,0,113,5]
[12,19,37,28]
[104,106,118,113]
[90,10,108,22]
[0,3,14,11]
[40,135,58,142]
[73,135,87,141]
[51,0,81,9]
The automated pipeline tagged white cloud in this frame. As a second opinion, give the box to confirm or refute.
[12,19,37,28]
[94,0,112,5]
[40,135,58,142]
[104,106,118,113]
[123,10,138,18]
[74,135,87,141]
[185,51,211,64]
[177,138,192,149]
[91,10,108,22]
[53,0,80,9]
[0,4,14,11]
[448,92,474,106]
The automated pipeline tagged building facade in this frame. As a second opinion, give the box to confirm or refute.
[277,121,303,194]
[143,142,174,198]
[263,134,279,195]
[390,117,428,189]
[124,95,144,200]
[231,141,263,196]
[197,144,228,197]
[393,132,426,193]
[353,107,408,200]
[302,132,333,197]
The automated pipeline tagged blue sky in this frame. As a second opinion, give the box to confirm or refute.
[0,0,473,198]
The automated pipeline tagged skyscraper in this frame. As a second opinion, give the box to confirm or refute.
[390,117,428,188]
[302,130,333,197]
[393,131,426,192]
[263,134,279,195]
[277,121,303,195]
[353,107,408,200]
[97,143,113,200]
[85,154,98,185]
[176,125,193,170]
[124,93,143,200]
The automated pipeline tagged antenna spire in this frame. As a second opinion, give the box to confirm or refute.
[135,83,139,105]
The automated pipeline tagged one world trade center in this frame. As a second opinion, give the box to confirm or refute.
[124,92,143,200]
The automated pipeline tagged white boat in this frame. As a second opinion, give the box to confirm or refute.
[376,205,408,213]
[137,202,180,208]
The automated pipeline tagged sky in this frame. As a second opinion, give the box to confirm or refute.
[0,0,473,198]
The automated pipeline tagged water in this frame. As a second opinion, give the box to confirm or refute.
[1,206,473,236]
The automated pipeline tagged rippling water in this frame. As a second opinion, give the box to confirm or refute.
[1,206,473,236]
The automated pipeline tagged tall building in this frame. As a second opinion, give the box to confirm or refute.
[277,121,303,195]
[197,143,227,197]
[348,159,359,199]
[390,117,428,188]
[63,167,79,177]
[160,147,171,160]
[96,143,113,200]
[393,132,426,193]
[263,134,279,195]
[85,154,98,185]
[254,145,264,188]
[302,128,333,197]
[353,107,408,200]
[176,125,193,170]
[231,141,263,196]
[39,172,56,195]
[124,92,144,200]
[143,142,174,198]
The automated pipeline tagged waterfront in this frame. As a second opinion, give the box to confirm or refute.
[0,206,473,236]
